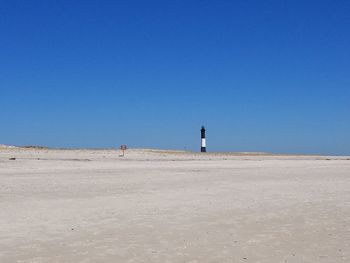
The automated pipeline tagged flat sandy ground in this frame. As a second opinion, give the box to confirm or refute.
[0,148,350,263]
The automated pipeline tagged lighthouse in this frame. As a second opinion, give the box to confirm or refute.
[201,126,206,152]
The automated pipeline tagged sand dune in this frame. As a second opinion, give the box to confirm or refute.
[0,144,17,149]
[0,148,349,262]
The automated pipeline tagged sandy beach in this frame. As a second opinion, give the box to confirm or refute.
[0,148,349,262]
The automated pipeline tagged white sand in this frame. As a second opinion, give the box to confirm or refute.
[0,148,349,262]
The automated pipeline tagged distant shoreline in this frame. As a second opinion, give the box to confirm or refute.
[1,144,349,157]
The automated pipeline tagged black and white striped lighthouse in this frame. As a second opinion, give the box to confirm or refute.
[201,126,206,152]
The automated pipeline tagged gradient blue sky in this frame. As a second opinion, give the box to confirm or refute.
[1,0,349,154]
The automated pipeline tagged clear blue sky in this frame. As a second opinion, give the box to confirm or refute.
[1,0,349,154]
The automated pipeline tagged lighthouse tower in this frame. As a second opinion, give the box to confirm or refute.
[201,126,206,152]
